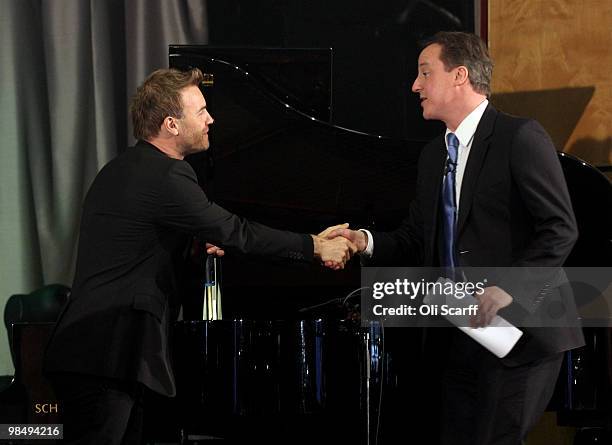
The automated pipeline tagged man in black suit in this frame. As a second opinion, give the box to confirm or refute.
[44,68,355,444]
[327,32,584,444]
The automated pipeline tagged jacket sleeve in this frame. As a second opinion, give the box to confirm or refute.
[156,160,313,262]
[510,119,578,267]
[498,120,578,316]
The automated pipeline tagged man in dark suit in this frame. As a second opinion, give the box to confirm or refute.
[44,68,355,444]
[327,32,584,444]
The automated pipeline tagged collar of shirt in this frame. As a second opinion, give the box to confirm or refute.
[445,99,489,149]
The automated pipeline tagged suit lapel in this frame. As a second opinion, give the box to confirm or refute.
[456,104,497,236]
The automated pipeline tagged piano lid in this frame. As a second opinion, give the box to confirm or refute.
[170,46,334,123]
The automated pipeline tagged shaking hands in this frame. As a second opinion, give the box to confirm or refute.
[313,223,368,270]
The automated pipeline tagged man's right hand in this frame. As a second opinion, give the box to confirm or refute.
[325,227,368,253]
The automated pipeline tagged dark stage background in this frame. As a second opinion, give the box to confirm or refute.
[206,0,475,141]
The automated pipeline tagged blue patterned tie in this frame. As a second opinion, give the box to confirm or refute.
[441,133,459,268]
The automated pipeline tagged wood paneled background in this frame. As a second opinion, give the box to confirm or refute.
[489,2,610,443]
[489,0,612,171]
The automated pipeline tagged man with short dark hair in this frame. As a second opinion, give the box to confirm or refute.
[326,32,584,444]
[44,68,355,444]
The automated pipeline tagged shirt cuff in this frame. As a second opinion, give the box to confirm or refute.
[359,229,374,258]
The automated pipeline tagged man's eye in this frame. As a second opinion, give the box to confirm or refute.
[422,72,430,77]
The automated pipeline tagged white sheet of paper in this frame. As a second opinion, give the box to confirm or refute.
[424,278,523,358]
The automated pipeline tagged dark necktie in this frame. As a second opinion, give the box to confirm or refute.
[441,133,459,268]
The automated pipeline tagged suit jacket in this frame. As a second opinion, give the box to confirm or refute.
[44,141,313,396]
[370,104,584,365]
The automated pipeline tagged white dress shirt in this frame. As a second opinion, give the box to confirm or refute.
[361,99,489,257]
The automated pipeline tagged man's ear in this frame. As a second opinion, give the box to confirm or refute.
[162,116,179,136]
[454,66,469,86]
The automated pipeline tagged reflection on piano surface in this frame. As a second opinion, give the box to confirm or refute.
[171,319,383,444]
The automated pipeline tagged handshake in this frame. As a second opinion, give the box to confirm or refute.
[312,223,368,270]
[204,223,367,270]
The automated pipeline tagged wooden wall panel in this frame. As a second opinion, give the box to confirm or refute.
[489,0,612,167]
[489,5,610,444]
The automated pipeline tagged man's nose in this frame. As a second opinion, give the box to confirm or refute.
[411,78,421,93]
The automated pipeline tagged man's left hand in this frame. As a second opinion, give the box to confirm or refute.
[472,286,513,328]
